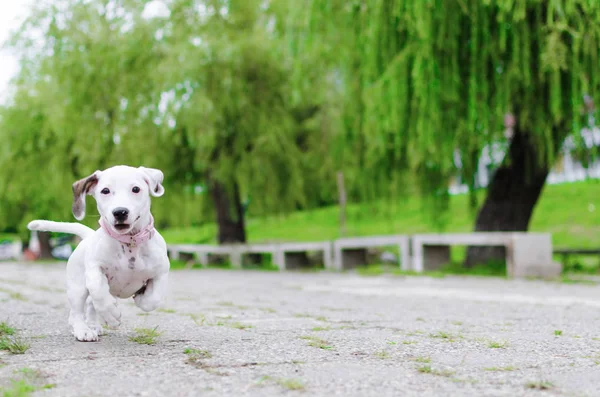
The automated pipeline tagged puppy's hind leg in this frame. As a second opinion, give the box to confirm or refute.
[85,296,103,336]
[68,285,98,342]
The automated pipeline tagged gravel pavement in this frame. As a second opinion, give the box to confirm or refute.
[1,262,600,396]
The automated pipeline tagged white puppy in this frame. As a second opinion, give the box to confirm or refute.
[28,165,170,342]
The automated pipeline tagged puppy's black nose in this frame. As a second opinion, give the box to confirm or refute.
[112,207,129,222]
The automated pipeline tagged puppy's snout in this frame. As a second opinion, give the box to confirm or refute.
[112,207,129,222]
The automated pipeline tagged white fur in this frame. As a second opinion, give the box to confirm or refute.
[28,165,170,342]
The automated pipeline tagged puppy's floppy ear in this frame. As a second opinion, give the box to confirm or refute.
[138,167,165,197]
[72,171,100,220]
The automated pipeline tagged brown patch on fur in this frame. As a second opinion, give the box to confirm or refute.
[72,173,99,219]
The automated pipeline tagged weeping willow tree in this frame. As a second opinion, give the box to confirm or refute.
[293,0,600,264]
[152,0,336,243]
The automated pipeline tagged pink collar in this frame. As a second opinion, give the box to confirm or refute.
[99,215,156,248]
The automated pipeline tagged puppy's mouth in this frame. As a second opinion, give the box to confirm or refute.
[114,224,131,232]
[112,216,141,234]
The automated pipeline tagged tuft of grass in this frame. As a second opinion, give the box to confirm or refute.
[525,380,554,390]
[416,317,425,322]
[0,336,30,354]
[216,301,235,307]
[184,348,212,359]
[315,316,328,322]
[374,350,391,359]
[429,331,460,341]
[0,367,54,396]
[402,340,417,345]
[386,341,397,345]
[128,327,162,345]
[256,376,305,391]
[0,322,16,336]
[488,340,509,349]
[157,308,176,314]
[451,321,463,326]
[554,330,563,336]
[0,379,37,396]
[226,322,253,330]
[311,326,331,331]
[9,292,27,301]
[136,313,151,316]
[294,313,312,318]
[417,365,455,377]
[276,378,305,391]
[299,335,333,350]
[414,356,431,363]
[485,366,518,372]
[260,307,277,313]
[433,368,456,377]
[189,313,206,326]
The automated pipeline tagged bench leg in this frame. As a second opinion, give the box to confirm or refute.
[340,248,368,270]
[510,235,559,278]
[423,245,451,271]
[284,252,311,269]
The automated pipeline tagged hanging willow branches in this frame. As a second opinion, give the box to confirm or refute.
[291,0,600,203]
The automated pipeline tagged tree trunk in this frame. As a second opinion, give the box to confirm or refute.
[209,179,247,244]
[464,129,552,267]
[38,231,54,260]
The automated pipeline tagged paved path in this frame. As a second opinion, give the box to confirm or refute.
[1,262,600,396]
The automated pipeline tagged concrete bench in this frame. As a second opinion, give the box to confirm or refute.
[168,244,231,267]
[332,235,410,271]
[168,243,280,269]
[410,232,559,278]
[274,242,333,270]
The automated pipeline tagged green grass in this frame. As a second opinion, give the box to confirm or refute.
[157,308,176,314]
[554,330,563,336]
[485,366,518,372]
[374,350,391,359]
[416,365,455,377]
[0,336,30,354]
[311,326,331,331]
[225,322,253,330]
[276,378,305,391]
[0,322,16,336]
[256,376,305,391]
[525,380,554,390]
[429,331,459,341]
[1,379,38,396]
[0,368,54,396]
[299,335,334,350]
[184,348,212,359]
[488,340,509,349]
[161,180,600,252]
[128,327,162,345]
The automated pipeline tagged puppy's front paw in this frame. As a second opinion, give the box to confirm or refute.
[87,322,104,336]
[73,326,99,342]
[95,300,121,328]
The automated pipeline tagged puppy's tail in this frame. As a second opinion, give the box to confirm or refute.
[27,220,95,240]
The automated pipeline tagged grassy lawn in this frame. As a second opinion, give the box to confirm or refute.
[162,180,600,249]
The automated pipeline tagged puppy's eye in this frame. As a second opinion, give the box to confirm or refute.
[132,186,141,193]
[101,188,110,195]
